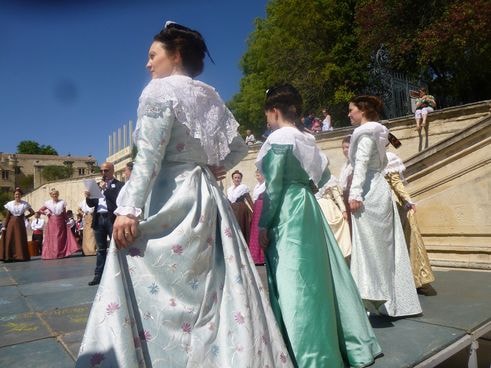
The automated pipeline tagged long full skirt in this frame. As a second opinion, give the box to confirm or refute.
[317,197,351,257]
[350,173,422,317]
[0,215,30,261]
[266,186,382,368]
[76,163,293,368]
[399,207,435,288]
[248,195,265,264]
[42,215,80,260]
[82,213,97,256]
[230,200,252,243]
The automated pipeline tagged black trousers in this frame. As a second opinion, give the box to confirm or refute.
[93,214,114,277]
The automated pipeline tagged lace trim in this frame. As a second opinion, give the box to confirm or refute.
[385,152,406,175]
[137,75,239,165]
[114,206,142,218]
[349,121,388,167]
[227,184,249,203]
[256,127,328,185]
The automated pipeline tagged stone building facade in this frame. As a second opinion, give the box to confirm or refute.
[0,153,97,194]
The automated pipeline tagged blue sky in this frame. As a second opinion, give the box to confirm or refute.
[0,0,267,164]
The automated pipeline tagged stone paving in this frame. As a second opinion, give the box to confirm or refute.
[1,254,489,368]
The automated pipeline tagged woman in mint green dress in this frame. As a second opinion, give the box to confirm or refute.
[257,85,382,368]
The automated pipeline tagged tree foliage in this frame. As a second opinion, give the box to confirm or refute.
[41,165,72,182]
[17,140,58,155]
[229,0,366,134]
[230,0,490,132]
[355,0,491,104]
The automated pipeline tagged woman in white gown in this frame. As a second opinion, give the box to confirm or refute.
[347,95,422,317]
[76,22,292,368]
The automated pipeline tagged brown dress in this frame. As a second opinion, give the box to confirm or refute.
[0,201,31,262]
[82,212,97,256]
[385,172,435,288]
[230,194,253,243]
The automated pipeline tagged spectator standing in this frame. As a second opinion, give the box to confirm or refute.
[321,108,333,131]
[30,211,45,255]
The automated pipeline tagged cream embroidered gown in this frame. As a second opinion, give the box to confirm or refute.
[76,76,293,368]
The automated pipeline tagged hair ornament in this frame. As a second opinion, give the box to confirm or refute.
[162,20,215,64]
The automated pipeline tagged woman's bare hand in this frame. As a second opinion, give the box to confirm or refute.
[113,215,139,249]
[349,199,363,212]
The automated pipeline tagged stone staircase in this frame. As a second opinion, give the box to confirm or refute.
[235,100,491,270]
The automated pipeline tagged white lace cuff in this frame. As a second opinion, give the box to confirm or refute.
[348,193,363,202]
[114,207,142,218]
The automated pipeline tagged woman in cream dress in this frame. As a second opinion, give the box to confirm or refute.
[316,176,351,258]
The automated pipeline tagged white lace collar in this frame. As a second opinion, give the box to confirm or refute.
[384,151,406,175]
[137,75,240,165]
[349,121,388,166]
[385,151,407,183]
[227,184,249,203]
[256,126,328,185]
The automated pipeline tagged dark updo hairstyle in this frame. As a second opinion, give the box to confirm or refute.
[350,95,384,122]
[154,22,209,78]
[14,187,23,195]
[264,84,304,132]
[231,170,243,179]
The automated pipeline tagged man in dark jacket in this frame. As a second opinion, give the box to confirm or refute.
[85,162,124,285]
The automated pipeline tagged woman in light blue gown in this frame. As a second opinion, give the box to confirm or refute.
[347,96,422,317]
[76,21,292,368]
[257,85,382,368]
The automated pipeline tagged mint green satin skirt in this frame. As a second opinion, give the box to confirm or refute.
[265,185,382,368]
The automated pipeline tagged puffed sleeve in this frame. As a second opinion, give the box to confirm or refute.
[258,144,288,230]
[349,135,374,202]
[386,172,412,205]
[115,98,174,217]
[331,186,346,212]
[219,135,248,171]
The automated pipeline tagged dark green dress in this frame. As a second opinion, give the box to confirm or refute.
[257,127,381,368]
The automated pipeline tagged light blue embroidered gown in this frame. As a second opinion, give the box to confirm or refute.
[76,76,293,368]
[349,122,422,317]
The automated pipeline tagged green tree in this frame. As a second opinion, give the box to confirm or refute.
[355,0,491,104]
[229,0,366,133]
[17,140,58,155]
[17,174,34,193]
[41,166,72,182]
